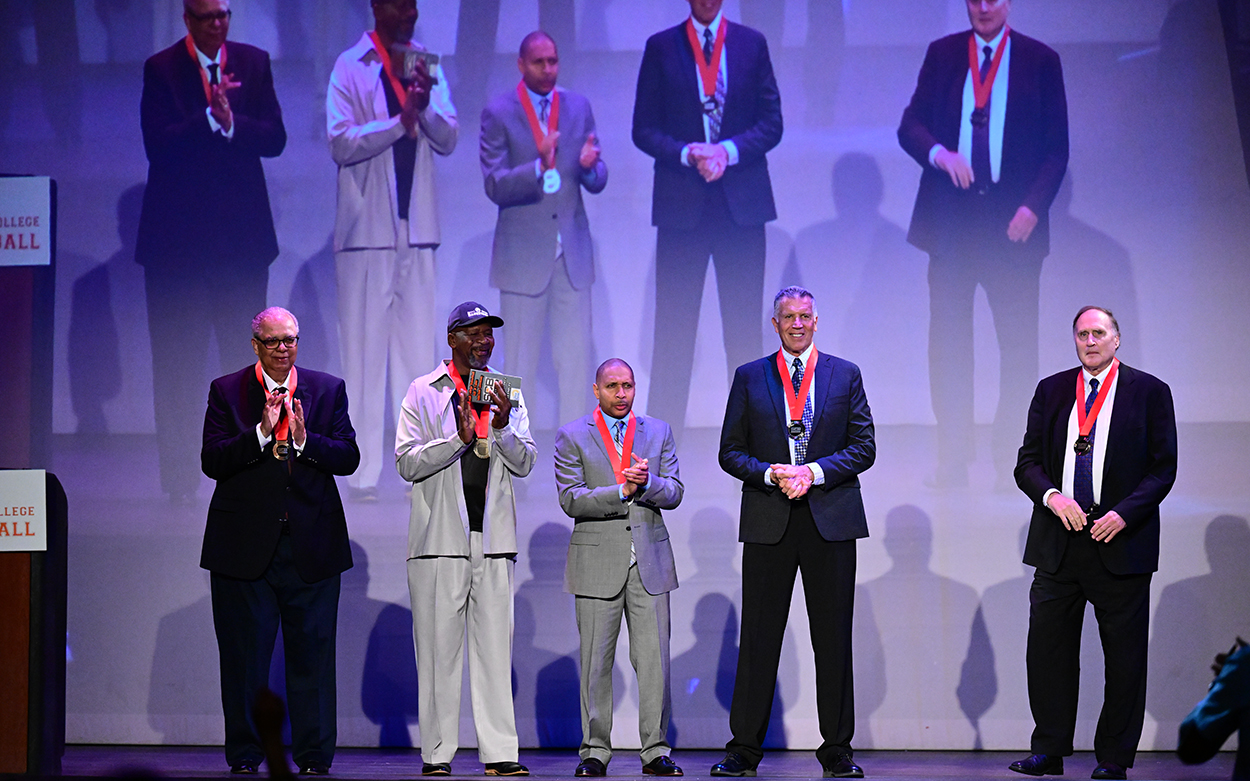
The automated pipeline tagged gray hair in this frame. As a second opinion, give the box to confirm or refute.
[772,286,818,320]
[1072,305,1120,337]
[252,307,299,338]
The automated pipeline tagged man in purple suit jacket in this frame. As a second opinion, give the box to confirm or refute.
[1011,306,1176,780]
[898,0,1068,488]
[137,0,286,504]
[632,0,782,439]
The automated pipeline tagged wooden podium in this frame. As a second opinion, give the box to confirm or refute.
[1,175,64,775]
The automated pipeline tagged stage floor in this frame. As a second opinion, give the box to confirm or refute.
[60,746,1234,780]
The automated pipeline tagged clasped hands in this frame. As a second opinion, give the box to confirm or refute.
[400,60,433,138]
[456,384,514,444]
[209,72,241,131]
[621,454,649,498]
[260,388,305,447]
[688,142,728,182]
[771,464,813,500]
[1046,492,1126,542]
[932,148,1038,242]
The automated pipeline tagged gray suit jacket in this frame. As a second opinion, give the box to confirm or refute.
[480,86,607,296]
[555,412,682,598]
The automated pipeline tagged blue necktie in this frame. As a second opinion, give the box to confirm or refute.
[1073,378,1099,513]
[972,44,992,193]
[703,28,725,142]
[791,357,813,464]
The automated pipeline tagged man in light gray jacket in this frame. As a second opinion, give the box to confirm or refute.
[395,301,535,777]
[554,358,683,777]
[328,0,456,501]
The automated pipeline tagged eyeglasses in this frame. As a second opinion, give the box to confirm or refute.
[186,8,232,22]
[254,336,299,349]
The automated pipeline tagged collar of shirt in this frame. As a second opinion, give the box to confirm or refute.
[782,343,816,374]
[260,368,291,393]
[192,43,222,72]
[689,10,725,41]
[524,84,557,132]
[1082,363,1119,395]
[974,27,1007,53]
[602,410,630,426]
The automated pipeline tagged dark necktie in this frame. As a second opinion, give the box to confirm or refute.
[791,357,813,464]
[971,44,992,194]
[1073,378,1099,513]
[539,97,550,126]
[207,62,219,86]
[702,28,725,142]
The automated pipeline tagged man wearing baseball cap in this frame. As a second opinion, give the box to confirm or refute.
[395,301,536,776]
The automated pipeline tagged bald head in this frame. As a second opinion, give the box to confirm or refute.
[595,358,633,384]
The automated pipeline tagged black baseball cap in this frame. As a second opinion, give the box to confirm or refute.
[447,301,505,331]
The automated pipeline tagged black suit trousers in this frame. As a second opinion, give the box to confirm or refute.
[211,534,341,768]
[729,502,857,766]
[648,184,765,432]
[1026,532,1151,767]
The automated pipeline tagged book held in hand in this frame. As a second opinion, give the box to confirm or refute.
[468,369,523,408]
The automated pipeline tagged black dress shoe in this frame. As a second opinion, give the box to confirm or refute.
[1091,762,1127,780]
[423,763,452,776]
[485,761,530,776]
[1009,754,1065,776]
[575,757,606,777]
[822,754,863,778]
[299,762,331,775]
[710,752,756,777]
[230,762,259,774]
[643,755,683,776]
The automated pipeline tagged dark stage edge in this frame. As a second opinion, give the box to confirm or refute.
[58,746,1235,780]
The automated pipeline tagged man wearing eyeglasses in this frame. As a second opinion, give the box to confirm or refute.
[201,307,359,775]
[137,0,286,506]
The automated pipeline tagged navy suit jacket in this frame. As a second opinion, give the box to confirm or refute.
[898,29,1068,260]
[137,39,286,271]
[200,365,359,583]
[720,350,876,544]
[1014,363,1177,576]
[632,19,782,230]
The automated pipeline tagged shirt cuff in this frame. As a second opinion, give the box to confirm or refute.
[928,144,944,167]
[256,424,271,450]
[1042,488,1060,513]
[722,140,739,165]
[808,463,825,485]
[680,144,692,167]
[535,158,543,178]
[764,467,775,486]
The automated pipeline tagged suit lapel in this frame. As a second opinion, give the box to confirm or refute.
[809,353,833,433]
[1101,363,1134,480]
[764,351,789,429]
[1049,368,1079,482]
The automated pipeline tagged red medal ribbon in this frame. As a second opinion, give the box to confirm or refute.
[685,17,726,100]
[449,366,492,441]
[368,31,409,111]
[255,362,298,443]
[1076,358,1118,438]
[185,34,227,105]
[593,408,636,485]
[776,348,817,424]
[517,81,559,169]
[968,26,1008,112]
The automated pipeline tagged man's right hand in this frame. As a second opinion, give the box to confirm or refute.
[934,147,974,189]
[259,388,285,439]
[1046,491,1088,531]
[400,60,432,138]
[457,392,477,445]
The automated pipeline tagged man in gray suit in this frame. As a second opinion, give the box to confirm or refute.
[554,358,684,777]
[481,30,607,427]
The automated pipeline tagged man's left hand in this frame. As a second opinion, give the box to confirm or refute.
[1089,510,1126,542]
[579,132,600,169]
[287,395,306,447]
[489,383,513,429]
[1007,205,1038,243]
[210,72,241,131]
[690,143,728,182]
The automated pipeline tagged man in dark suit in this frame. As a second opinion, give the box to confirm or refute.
[201,307,359,775]
[632,0,782,438]
[138,0,286,504]
[554,359,683,777]
[898,0,1068,488]
[481,30,607,427]
[1012,306,1177,780]
[715,286,875,778]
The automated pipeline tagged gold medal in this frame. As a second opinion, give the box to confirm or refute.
[274,439,290,461]
[474,438,490,459]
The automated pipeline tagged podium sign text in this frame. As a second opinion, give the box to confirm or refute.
[0,470,47,551]
[0,177,52,267]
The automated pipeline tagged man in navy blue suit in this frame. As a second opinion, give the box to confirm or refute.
[632,0,782,438]
[1012,306,1177,780]
[201,307,359,775]
[715,287,875,778]
[898,0,1068,488]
